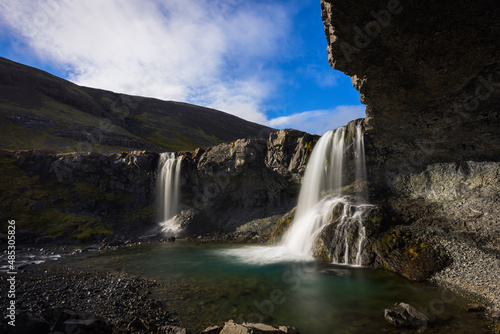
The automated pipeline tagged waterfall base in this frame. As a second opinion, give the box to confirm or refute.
[311,196,380,266]
[284,195,381,266]
[160,216,182,237]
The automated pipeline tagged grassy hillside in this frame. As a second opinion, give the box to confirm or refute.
[0,57,274,153]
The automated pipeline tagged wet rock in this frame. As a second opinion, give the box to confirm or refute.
[312,201,382,265]
[219,320,300,334]
[158,325,187,334]
[384,302,430,329]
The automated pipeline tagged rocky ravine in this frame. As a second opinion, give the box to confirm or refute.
[0,129,317,243]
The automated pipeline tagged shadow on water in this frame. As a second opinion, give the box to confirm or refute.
[95,242,491,334]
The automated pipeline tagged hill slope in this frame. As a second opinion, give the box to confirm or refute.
[0,57,274,153]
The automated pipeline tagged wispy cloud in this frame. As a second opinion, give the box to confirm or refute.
[268,105,366,135]
[0,0,290,123]
[0,0,365,134]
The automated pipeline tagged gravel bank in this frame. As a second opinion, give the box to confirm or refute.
[0,263,180,333]
[395,226,500,311]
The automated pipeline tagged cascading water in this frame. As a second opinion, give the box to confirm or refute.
[157,152,182,236]
[354,121,367,201]
[283,119,372,265]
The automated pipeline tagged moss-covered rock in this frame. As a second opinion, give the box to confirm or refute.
[0,149,157,243]
[373,227,451,281]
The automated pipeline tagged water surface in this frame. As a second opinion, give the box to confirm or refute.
[98,242,490,333]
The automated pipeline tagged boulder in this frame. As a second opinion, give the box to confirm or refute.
[384,302,430,329]
[219,320,299,334]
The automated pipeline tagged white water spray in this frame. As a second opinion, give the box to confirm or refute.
[157,152,182,235]
[355,121,367,200]
[282,120,372,265]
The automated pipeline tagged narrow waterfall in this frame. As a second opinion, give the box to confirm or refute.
[157,152,182,235]
[354,121,368,200]
[283,119,372,265]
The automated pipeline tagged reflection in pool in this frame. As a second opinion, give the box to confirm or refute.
[101,242,490,333]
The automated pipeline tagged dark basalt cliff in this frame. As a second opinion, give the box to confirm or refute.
[0,129,316,243]
[321,0,500,253]
[178,129,317,236]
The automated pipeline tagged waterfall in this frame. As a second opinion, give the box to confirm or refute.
[355,121,368,200]
[157,152,182,236]
[283,119,372,265]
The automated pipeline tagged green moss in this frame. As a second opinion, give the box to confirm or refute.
[122,205,155,224]
[74,182,105,200]
[409,248,419,260]
[271,215,293,240]
[74,219,112,240]
[43,210,90,238]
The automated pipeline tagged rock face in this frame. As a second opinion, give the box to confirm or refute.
[0,149,158,243]
[312,201,382,266]
[178,129,317,235]
[0,129,316,243]
[321,0,500,253]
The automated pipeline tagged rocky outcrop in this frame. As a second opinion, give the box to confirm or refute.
[216,320,299,334]
[178,129,317,236]
[0,149,158,243]
[372,226,451,281]
[312,200,383,265]
[0,129,316,243]
[321,0,500,255]
[384,302,430,329]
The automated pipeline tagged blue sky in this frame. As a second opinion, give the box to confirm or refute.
[0,0,364,135]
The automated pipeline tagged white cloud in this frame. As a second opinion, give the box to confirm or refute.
[0,0,291,123]
[268,105,366,135]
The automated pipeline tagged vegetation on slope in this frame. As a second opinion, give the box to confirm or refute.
[0,57,274,153]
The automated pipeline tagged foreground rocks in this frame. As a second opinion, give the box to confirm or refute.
[0,269,175,333]
[384,302,430,329]
[2,314,299,334]
[215,320,299,334]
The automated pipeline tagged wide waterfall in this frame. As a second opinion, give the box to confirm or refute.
[283,119,372,265]
[157,152,182,236]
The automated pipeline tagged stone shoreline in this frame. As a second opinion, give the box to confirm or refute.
[394,226,500,312]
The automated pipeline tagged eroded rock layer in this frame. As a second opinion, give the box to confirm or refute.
[321,0,500,253]
[0,129,317,243]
